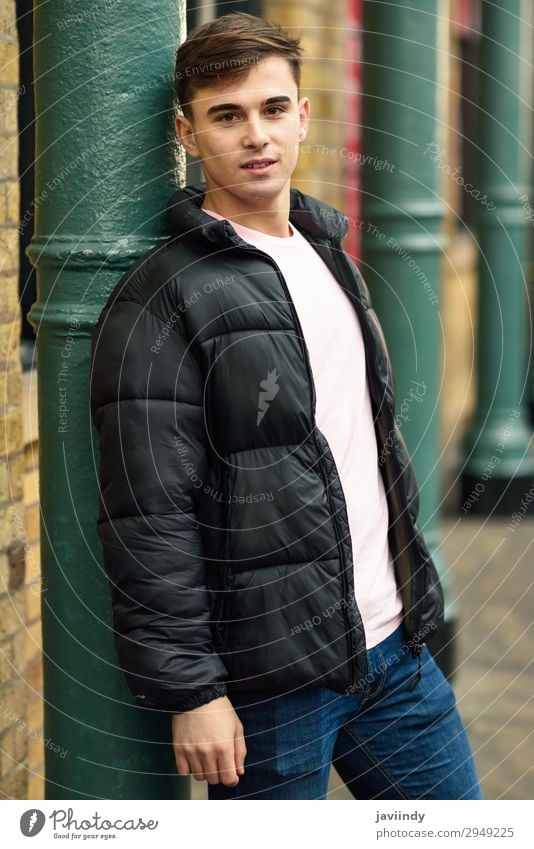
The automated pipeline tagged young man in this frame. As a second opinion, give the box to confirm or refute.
[90,12,482,800]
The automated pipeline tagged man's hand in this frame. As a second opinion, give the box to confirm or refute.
[172,695,247,786]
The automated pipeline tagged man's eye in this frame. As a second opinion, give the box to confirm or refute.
[217,107,285,123]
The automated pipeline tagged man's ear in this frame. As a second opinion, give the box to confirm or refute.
[298,96,311,139]
[175,113,199,158]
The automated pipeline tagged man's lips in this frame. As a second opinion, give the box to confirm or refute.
[240,159,278,172]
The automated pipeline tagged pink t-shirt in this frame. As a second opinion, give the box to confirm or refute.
[203,207,404,648]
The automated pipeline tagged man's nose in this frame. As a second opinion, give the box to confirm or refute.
[242,116,270,148]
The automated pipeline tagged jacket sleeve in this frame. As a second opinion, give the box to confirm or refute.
[89,275,228,714]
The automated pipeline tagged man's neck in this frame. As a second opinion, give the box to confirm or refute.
[201,191,292,238]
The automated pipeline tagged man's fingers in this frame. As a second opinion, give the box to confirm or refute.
[234,728,247,775]
[201,751,221,785]
[174,744,241,785]
[174,753,191,777]
[186,751,206,781]
[216,748,240,786]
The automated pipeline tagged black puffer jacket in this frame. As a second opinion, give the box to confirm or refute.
[90,182,444,713]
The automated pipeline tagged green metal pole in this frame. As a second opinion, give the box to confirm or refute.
[27,1,187,799]
[360,1,456,673]
[460,0,534,515]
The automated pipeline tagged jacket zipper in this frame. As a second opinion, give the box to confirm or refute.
[225,230,361,686]
[331,242,423,657]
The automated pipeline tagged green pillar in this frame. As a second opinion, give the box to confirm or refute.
[27,1,187,799]
[461,0,534,515]
[360,1,455,672]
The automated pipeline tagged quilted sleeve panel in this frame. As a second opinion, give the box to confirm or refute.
[90,286,228,713]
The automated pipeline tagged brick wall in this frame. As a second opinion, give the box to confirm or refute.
[22,380,42,799]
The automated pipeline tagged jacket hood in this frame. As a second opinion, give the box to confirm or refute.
[166,181,349,246]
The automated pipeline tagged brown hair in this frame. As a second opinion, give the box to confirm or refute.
[174,11,303,121]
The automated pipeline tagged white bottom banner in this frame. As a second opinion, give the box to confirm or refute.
[1,799,531,848]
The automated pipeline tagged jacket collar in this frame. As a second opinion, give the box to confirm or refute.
[166,181,349,246]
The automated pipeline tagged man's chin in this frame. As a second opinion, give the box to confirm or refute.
[235,175,289,199]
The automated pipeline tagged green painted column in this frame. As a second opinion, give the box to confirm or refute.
[460,0,534,515]
[360,1,455,672]
[26,1,187,799]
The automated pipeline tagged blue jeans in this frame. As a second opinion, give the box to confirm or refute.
[208,622,483,800]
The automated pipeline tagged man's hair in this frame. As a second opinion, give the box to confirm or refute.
[174,11,303,121]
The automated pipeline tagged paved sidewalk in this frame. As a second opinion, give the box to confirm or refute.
[432,514,533,801]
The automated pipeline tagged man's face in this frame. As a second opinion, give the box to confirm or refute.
[175,55,310,208]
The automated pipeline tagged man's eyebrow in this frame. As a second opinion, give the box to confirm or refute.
[206,95,292,117]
